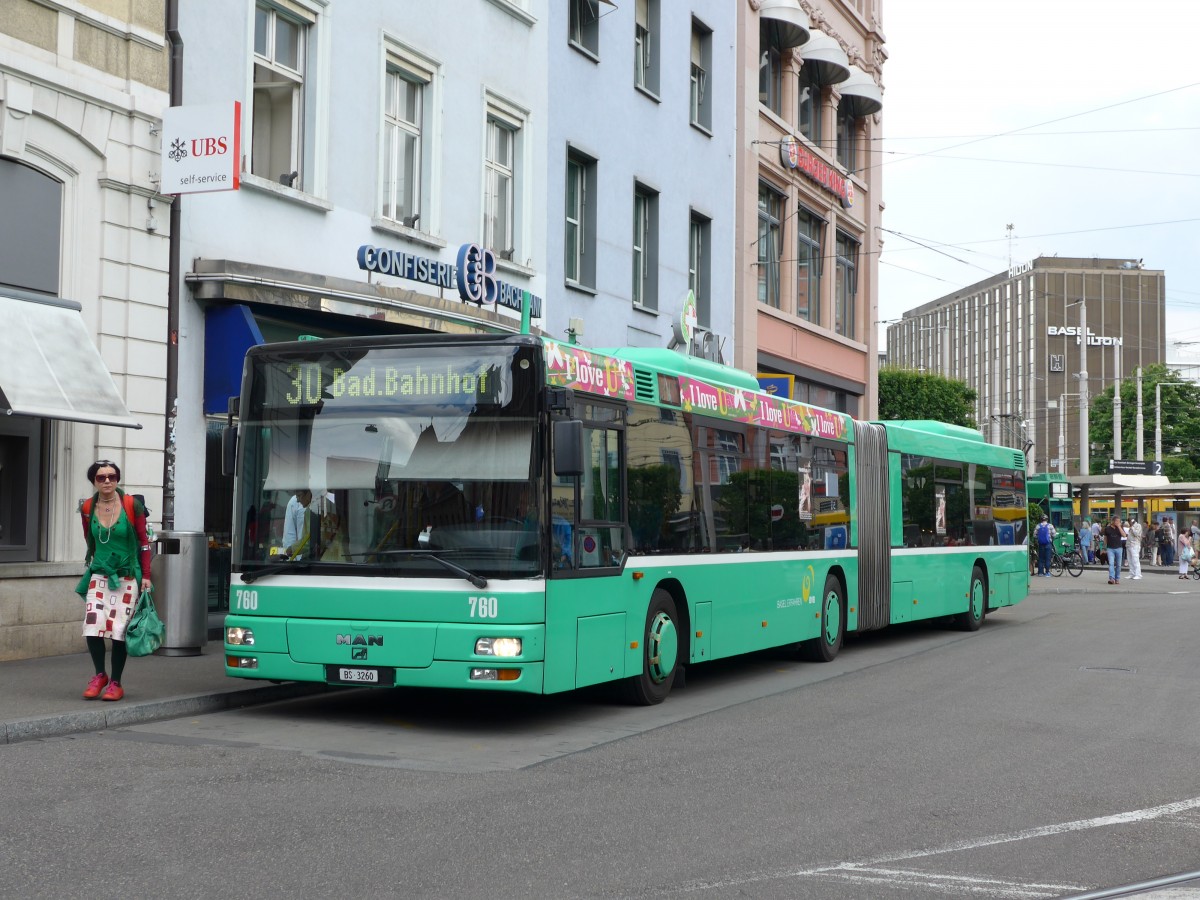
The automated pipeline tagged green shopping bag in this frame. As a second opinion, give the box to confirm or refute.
[126,588,165,657]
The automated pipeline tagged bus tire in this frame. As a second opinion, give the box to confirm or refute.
[623,589,680,706]
[799,575,844,662]
[957,565,986,632]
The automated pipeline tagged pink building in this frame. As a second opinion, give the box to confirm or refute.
[735,0,885,418]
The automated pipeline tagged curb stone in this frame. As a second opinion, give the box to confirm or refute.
[2,682,329,745]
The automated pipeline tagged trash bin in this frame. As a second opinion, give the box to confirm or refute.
[150,531,208,656]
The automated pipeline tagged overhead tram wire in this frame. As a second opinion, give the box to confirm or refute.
[879,81,1200,168]
[833,81,1200,183]
[880,151,1200,179]
[876,126,1200,141]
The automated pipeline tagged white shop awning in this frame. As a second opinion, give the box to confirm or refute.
[797,32,850,86]
[760,0,811,49]
[0,292,141,429]
[839,64,883,117]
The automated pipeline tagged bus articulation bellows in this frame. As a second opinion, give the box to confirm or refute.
[223,333,1029,703]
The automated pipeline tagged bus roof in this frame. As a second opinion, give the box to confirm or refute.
[596,347,763,392]
[878,420,986,442]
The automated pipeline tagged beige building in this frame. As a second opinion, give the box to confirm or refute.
[887,257,1167,476]
[0,0,169,659]
[735,0,885,418]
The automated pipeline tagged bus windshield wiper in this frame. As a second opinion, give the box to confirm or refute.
[241,561,312,584]
[371,549,488,589]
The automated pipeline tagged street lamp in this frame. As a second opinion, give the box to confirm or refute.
[1155,382,1191,463]
[1057,393,1080,474]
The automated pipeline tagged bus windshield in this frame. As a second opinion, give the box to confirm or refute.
[232,342,543,579]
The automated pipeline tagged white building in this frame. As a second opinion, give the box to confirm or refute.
[173,0,737,621]
[0,1,169,660]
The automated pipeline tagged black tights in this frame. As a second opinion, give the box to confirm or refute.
[86,636,127,683]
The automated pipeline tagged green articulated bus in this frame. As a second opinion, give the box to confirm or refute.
[223,333,1030,704]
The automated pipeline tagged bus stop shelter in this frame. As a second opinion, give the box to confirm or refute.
[1072,474,1200,523]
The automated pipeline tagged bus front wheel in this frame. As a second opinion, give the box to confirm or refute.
[798,575,844,662]
[624,589,680,705]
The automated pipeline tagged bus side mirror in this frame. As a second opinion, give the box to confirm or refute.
[553,420,584,477]
[221,397,238,477]
[221,425,238,476]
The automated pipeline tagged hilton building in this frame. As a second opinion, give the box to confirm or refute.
[887,257,1166,475]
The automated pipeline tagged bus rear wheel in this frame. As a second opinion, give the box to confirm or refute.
[623,589,680,705]
[798,575,844,662]
[957,565,986,631]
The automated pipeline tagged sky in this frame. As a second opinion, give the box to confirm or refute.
[876,0,1200,363]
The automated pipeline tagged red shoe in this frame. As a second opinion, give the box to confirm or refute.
[100,681,124,702]
[83,673,109,699]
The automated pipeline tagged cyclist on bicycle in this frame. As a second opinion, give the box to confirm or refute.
[1035,515,1054,577]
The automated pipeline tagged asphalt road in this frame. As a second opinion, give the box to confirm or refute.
[4,569,1200,899]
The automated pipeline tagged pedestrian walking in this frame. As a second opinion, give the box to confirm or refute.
[1035,515,1054,577]
[1179,530,1194,579]
[74,460,153,702]
[1090,520,1102,564]
[1105,517,1126,584]
[1160,517,1176,567]
[1127,516,1144,579]
[1080,518,1093,565]
[1146,520,1159,565]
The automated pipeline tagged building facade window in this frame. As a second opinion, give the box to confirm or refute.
[565,150,597,288]
[758,20,784,115]
[252,2,313,189]
[689,211,711,327]
[690,19,712,130]
[796,208,823,323]
[381,47,434,228]
[0,157,59,562]
[632,184,658,310]
[797,65,822,148]
[835,231,859,338]
[836,106,857,170]
[634,0,660,94]
[484,114,518,258]
[569,0,600,56]
[757,183,784,309]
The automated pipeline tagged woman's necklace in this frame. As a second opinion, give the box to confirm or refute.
[96,496,118,544]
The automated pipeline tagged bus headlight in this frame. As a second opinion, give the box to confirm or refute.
[226,626,255,646]
[475,637,522,657]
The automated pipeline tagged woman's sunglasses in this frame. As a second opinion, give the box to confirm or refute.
[95,473,119,483]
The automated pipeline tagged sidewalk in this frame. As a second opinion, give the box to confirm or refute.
[1,614,324,745]
[3,562,1187,746]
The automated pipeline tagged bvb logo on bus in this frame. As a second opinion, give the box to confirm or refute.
[801,565,816,603]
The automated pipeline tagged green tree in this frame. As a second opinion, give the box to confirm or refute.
[878,367,977,427]
[1087,364,1200,476]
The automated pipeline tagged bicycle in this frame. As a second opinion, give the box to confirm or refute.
[1054,547,1084,577]
[1030,545,1071,577]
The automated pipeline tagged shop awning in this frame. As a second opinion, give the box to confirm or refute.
[204,304,264,414]
[760,0,810,49]
[797,32,850,86]
[0,292,141,428]
[839,64,883,117]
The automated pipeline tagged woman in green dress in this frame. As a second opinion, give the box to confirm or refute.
[75,460,153,701]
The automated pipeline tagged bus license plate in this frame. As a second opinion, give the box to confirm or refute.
[337,667,379,684]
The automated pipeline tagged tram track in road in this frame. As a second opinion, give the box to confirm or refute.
[1062,868,1200,898]
[659,797,1200,899]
